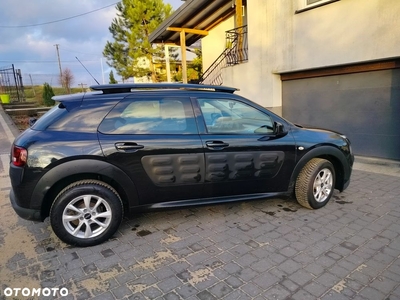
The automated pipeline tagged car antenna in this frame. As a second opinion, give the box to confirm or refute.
[75,56,100,85]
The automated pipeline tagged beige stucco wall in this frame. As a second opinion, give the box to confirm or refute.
[201,17,235,73]
[203,0,400,108]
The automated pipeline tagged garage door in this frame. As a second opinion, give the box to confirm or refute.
[282,69,400,160]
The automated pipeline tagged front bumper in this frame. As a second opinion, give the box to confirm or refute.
[10,189,42,221]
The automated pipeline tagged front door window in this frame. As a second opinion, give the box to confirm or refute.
[198,98,274,135]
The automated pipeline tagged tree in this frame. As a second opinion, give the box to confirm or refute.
[59,68,74,94]
[191,49,203,78]
[103,0,173,82]
[173,49,203,83]
[109,70,118,84]
[42,83,55,106]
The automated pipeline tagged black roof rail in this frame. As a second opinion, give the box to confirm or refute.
[90,83,238,94]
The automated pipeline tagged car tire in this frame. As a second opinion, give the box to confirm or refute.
[295,158,335,209]
[50,180,123,247]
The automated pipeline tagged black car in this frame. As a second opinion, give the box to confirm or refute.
[9,83,354,247]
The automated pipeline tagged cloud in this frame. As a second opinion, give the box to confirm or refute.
[0,0,183,86]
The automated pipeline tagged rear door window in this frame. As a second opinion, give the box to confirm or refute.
[99,97,198,134]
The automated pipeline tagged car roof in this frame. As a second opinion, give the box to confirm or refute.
[90,83,238,94]
[52,83,239,103]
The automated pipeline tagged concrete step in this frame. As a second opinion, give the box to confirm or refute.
[5,107,51,116]
[3,104,38,109]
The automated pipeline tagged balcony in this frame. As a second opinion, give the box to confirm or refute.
[200,25,248,85]
[225,25,249,65]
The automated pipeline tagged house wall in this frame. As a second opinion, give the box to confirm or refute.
[202,17,235,75]
[211,0,400,108]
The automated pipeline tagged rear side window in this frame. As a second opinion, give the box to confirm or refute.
[99,97,197,134]
[32,100,119,132]
[31,104,68,131]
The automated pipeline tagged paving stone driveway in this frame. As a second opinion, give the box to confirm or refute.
[1,156,400,300]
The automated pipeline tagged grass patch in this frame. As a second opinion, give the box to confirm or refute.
[25,85,83,105]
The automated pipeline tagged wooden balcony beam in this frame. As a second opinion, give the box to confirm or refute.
[167,27,209,36]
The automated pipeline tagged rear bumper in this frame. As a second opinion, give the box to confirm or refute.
[10,189,42,221]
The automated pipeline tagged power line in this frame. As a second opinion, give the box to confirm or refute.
[0,60,101,63]
[59,45,102,57]
[0,2,119,28]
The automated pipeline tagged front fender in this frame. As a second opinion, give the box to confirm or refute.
[30,159,139,211]
[289,145,353,193]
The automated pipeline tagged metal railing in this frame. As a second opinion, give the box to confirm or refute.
[0,65,25,102]
[225,25,248,65]
[200,25,248,85]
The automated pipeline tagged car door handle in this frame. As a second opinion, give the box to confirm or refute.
[115,142,144,151]
[205,141,229,149]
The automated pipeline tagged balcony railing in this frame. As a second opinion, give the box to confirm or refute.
[225,25,248,65]
[200,25,248,85]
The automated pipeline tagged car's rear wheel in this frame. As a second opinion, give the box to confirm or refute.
[50,180,123,247]
[295,158,335,209]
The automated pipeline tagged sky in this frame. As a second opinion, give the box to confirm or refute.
[0,0,183,88]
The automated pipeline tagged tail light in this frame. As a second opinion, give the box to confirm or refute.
[12,145,27,167]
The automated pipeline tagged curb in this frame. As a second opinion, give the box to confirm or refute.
[355,155,400,168]
[353,156,400,177]
[0,104,23,138]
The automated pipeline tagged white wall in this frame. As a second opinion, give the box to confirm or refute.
[206,0,400,108]
[288,0,400,70]
[201,17,235,72]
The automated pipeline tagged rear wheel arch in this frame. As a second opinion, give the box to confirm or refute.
[32,159,138,220]
[41,173,130,220]
[49,179,124,246]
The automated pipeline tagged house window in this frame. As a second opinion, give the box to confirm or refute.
[296,0,339,13]
[307,0,321,4]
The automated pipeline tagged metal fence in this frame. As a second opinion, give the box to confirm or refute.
[22,73,62,88]
[0,64,25,102]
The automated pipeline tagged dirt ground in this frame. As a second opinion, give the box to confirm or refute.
[10,115,31,131]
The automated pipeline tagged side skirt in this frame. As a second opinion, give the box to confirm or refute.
[129,191,291,213]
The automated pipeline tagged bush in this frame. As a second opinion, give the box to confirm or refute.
[42,83,55,107]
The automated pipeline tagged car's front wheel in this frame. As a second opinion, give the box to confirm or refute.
[295,158,335,209]
[50,180,123,247]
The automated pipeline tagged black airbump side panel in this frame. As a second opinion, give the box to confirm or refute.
[206,151,284,182]
[142,154,204,185]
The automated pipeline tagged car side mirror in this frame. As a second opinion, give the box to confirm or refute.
[274,122,287,137]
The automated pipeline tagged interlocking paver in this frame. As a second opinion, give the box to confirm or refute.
[358,286,386,300]
[175,284,198,298]
[111,285,132,299]
[236,267,258,282]
[208,281,233,298]
[288,269,314,286]
[291,289,315,300]
[224,275,243,289]
[262,284,291,300]
[196,290,216,300]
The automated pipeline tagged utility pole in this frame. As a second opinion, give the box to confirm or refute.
[78,83,87,92]
[54,44,63,88]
